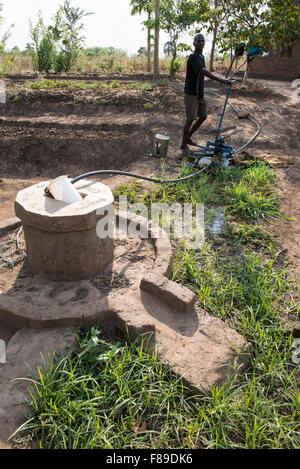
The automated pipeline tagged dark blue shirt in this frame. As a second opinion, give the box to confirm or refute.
[184,53,206,98]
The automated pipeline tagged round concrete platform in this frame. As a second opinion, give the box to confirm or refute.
[0,210,250,440]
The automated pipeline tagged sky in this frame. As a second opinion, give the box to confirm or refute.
[0,0,210,57]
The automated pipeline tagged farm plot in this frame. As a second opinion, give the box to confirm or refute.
[0,74,299,449]
[0,74,299,281]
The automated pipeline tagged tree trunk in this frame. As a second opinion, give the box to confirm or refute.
[147,11,151,72]
[153,0,160,81]
[209,0,219,72]
[209,23,218,71]
[170,48,177,76]
[242,59,250,87]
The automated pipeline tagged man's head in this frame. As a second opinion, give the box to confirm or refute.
[193,34,205,53]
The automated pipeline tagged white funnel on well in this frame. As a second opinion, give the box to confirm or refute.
[48,176,83,204]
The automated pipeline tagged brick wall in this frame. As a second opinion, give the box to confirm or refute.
[249,41,300,81]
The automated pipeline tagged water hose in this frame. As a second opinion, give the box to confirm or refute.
[71,167,207,186]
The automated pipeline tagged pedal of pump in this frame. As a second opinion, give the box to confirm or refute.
[221,157,235,169]
[198,157,213,166]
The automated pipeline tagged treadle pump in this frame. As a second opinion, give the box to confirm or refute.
[187,82,236,169]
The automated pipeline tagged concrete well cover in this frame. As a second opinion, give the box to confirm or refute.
[15,179,114,232]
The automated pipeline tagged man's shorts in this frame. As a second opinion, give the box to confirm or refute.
[184,94,208,121]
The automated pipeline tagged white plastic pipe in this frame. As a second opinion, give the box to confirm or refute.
[48,176,83,204]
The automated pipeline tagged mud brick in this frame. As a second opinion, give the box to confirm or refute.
[141,271,196,313]
[249,41,300,81]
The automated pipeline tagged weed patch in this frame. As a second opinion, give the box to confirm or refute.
[26,79,156,93]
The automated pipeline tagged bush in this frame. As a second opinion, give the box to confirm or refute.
[169,57,182,76]
[144,102,154,111]
[114,63,124,73]
[37,33,56,73]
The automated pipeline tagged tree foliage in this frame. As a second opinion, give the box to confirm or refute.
[28,0,93,73]
[218,0,300,55]
[0,3,16,77]
[130,0,155,71]
[51,0,93,72]
[29,12,56,73]
[158,0,208,75]
[84,46,126,57]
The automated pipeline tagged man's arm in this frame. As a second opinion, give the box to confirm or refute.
[202,68,233,85]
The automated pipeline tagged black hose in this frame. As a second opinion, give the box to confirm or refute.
[70,167,207,186]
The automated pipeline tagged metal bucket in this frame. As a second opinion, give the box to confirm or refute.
[153,133,170,158]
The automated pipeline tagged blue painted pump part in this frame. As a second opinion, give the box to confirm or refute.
[248,46,261,57]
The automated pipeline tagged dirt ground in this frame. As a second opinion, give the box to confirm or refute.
[0,73,299,285]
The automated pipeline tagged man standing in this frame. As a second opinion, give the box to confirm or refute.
[178,34,234,158]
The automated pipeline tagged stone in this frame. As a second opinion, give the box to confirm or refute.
[0,210,250,443]
[141,271,196,312]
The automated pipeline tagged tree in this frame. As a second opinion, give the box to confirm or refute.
[201,0,226,71]
[138,46,147,56]
[29,12,57,72]
[218,0,300,56]
[0,2,14,54]
[130,0,154,72]
[217,0,300,83]
[153,0,160,79]
[163,41,173,56]
[28,1,93,73]
[51,0,93,72]
[159,0,208,76]
[0,3,15,77]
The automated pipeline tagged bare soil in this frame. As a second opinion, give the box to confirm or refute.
[0,73,299,448]
[0,73,299,284]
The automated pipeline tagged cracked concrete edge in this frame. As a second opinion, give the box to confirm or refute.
[116,212,185,310]
[0,293,114,329]
[112,298,251,394]
[0,217,22,237]
[140,272,196,313]
[0,311,156,444]
[14,180,115,233]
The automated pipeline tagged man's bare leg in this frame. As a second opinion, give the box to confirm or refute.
[180,120,193,150]
[186,116,207,145]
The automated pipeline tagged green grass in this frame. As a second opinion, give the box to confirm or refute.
[113,161,280,221]
[13,161,300,449]
[172,244,292,322]
[25,79,155,92]
[224,182,279,220]
[224,162,280,220]
[223,224,277,250]
[13,330,201,449]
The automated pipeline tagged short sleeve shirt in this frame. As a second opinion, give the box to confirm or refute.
[184,53,206,99]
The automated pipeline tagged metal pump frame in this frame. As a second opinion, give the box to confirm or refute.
[187,83,236,168]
